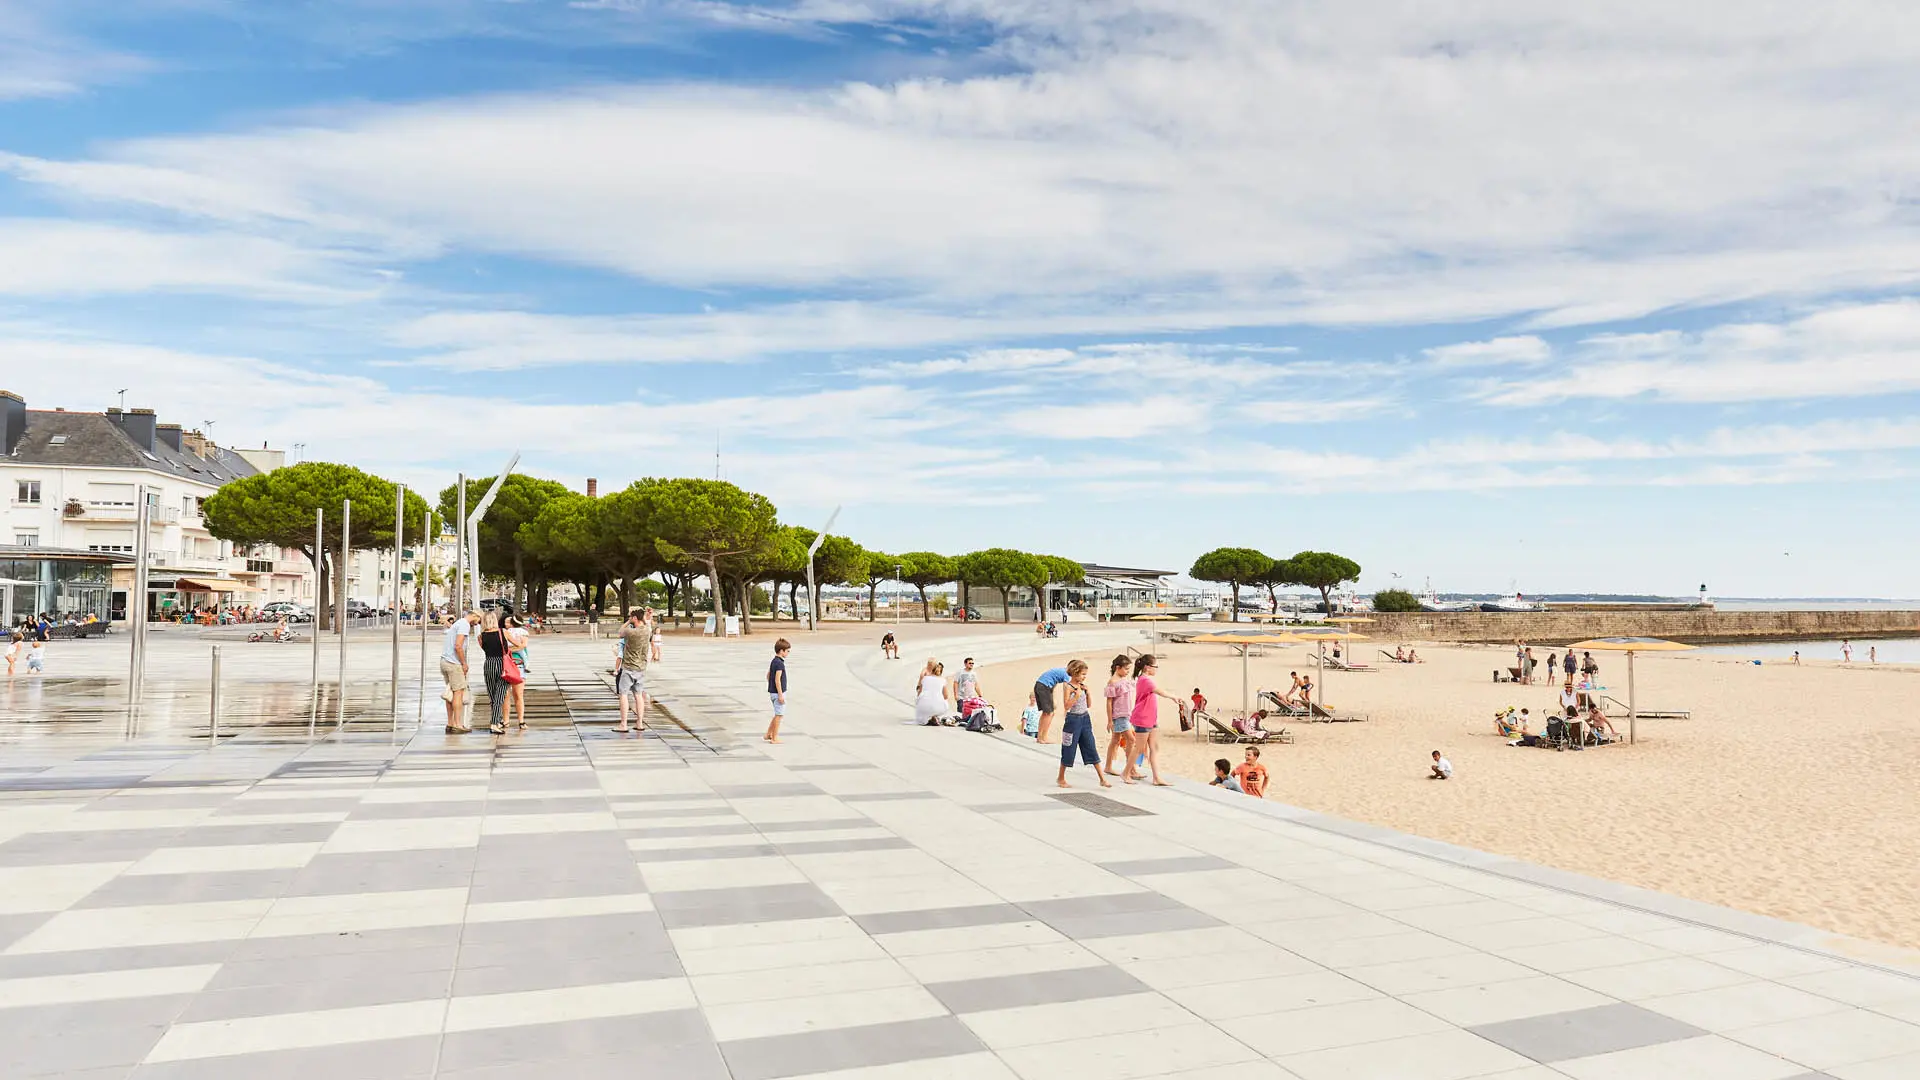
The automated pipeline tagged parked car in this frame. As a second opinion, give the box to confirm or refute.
[261,601,313,623]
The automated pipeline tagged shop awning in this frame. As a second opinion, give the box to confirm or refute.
[173,577,263,594]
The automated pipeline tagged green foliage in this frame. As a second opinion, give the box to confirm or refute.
[205,461,430,554]
[1038,555,1085,585]
[638,478,779,630]
[899,551,957,624]
[956,548,1047,622]
[1277,551,1364,612]
[438,474,572,579]
[1188,547,1274,622]
[812,535,869,590]
[1372,588,1420,612]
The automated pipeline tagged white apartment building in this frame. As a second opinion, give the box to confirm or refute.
[0,392,312,623]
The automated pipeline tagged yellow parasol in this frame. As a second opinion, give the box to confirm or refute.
[1200,631,1308,728]
[1565,637,1695,744]
[1289,624,1370,708]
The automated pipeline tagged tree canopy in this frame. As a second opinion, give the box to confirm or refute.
[1189,547,1274,622]
[204,461,431,628]
[898,551,957,623]
[1372,588,1421,612]
[956,548,1047,622]
[639,478,780,632]
[1279,550,1363,613]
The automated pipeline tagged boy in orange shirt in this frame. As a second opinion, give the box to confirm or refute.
[1232,746,1268,798]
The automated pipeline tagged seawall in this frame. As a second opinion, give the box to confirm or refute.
[1356,609,1920,645]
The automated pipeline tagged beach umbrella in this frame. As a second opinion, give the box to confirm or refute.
[1199,631,1306,728]
[1564,637,1695,744]
[1288,625,1370,708]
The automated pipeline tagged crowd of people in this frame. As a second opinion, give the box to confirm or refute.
[438,602,555,736]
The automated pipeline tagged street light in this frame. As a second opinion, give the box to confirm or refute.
[894,563,902,627]
[804,505,842,632]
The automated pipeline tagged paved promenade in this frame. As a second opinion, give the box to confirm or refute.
[1,630,1917,1078]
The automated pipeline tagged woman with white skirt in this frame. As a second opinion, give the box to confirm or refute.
[915,661,953,725]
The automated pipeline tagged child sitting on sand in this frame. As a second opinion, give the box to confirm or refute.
[1429,750,1452,779]
[1020,693,1041,739]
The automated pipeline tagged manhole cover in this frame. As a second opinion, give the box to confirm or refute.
[1047,792,1155,817]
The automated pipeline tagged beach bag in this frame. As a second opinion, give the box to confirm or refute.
[966,707,995,732]
[499,638,525,685]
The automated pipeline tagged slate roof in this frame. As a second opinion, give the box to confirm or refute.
[7,411,260,487]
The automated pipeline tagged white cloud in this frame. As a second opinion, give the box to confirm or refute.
[1478,300,1920,405]
[0,219,382,301]
[0,2,149,100]
[1423,335,1551,369]
[8,2,1920,340]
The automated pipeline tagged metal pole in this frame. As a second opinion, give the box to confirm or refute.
[455,474,467,615]
[128,485,152,707]
[208,645,221,744]
[338,499,350,724]
[311,507,322,729]
[418,508,431,726]
[1628,650,1638,745]
[391,484,404,724]
[895,564,901,627]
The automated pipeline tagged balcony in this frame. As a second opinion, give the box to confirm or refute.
[74,503,180,524]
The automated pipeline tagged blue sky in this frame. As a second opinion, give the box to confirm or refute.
[5,0,1920,596]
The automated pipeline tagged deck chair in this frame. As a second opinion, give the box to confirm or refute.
[1309,702,1363,723]
[1258,690,1307,717]
[1377,650,1411,664]
[1327,655,1374,672]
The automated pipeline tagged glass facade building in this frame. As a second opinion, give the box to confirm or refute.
[0,551,119,626]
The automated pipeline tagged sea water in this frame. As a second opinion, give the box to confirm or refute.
[1693,638,1920,664]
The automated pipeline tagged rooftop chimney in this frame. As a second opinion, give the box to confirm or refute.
[108,407,158,452]
[181,429,209,458]
[156,423,184,452]
[0,391,24,456]
[586,477,598,497]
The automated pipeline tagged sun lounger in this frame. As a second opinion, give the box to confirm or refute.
[1308,702,1363,723]
[1377,650,1414,664]
[1257,690,1307,717]
[1205,714,1293,745]
[1599,695,1691,720]
[1323,655,1373,672]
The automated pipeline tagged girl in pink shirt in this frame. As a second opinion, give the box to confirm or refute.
[1130,654,1180,787]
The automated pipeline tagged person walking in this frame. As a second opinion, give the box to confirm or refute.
[440,611,478,734]
[614,611,650,734]
[478,610,510,736]
[5,633,19,678]
[504,615,531,731]
[1101,653,1135,781]
[648,608,663,662]
[1130,654,1179,787]
[1056,663,1110,789]
[765,638,790,743]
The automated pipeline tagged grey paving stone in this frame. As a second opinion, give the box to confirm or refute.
[0,828,180,865]
[344,800,486,820]
[855,904,1031,936]
[967,801,1077,813]
[459,913,675,957]
[633,843,782,863]
[210,796,363,815]
[176,967,455,1022]
[484,773,601,792]
[783,763,880,772]
[771,836,913,856]
[1059,906,1226,939]
[0,1021,175,1077]
[466,872,647,904]
[753,817,876,834]
[615,804,738,817]
[74,868,299,908]
[178,822,345,846]
[0,940,240,981]
[436,1042,732,1080]
[622,822,759,839]
[438,1009,715,1071]
[1098,855,1236,876]
[721,1015,984,1080]
[927,964,1151,1013]
[650,883,844,929]
[1021,891,1185,920]
[710,783,824,799]
[1469,1002,1709,1063]
[0,994,192,1041]
[128,1034,440,1080]
[284,852,475,896]
[0,912,51,950]
[451,947,685,995]
[837,791,942,802]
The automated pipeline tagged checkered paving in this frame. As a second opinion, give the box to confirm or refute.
[0,632,1915,1079]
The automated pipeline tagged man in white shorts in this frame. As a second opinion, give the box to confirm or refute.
[440,611,479,733]
[615,611,650,733]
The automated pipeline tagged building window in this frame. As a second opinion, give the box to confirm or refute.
[14,532,38,547]
[247,559,273,573]
[89,544,133,554]
[15,480,39,505]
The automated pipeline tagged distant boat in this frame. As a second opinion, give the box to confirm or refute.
[1480,591,1544,613]
[1419,579,1475,612]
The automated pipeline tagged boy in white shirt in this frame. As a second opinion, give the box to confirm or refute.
[1429,749,1452,779]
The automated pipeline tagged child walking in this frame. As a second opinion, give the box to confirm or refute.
[1020,692,1041,738]
[764,638,790,743]
[1101,654,1134,781]
[1056,664,1111,790]
[25,639,45,675]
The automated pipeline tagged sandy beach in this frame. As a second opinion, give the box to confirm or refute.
[976,638,1920,951]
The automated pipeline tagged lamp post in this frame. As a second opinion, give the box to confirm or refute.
[804,505,841,632]
[391,483,404,725]
[894,563,902,627]
[338,498,349,725]
[454,474,466,614]
[417,507,431,727]
[127,485,152,708]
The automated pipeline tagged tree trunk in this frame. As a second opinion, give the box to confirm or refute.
[1320,586,1334,614]
[619,576,634,618]
[1038,580,1049,620]
[1265,583,1278,612]
[738,578,754,635]
[703,558,722,632]
[788,581,800,621]
[867,582,878,621]
[1001,585,1011,623]
[917,584,930,622]
[1231,579,1241,622]
[657,572,679,626]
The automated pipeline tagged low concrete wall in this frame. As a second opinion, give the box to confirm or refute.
[1359,609,1920,645]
